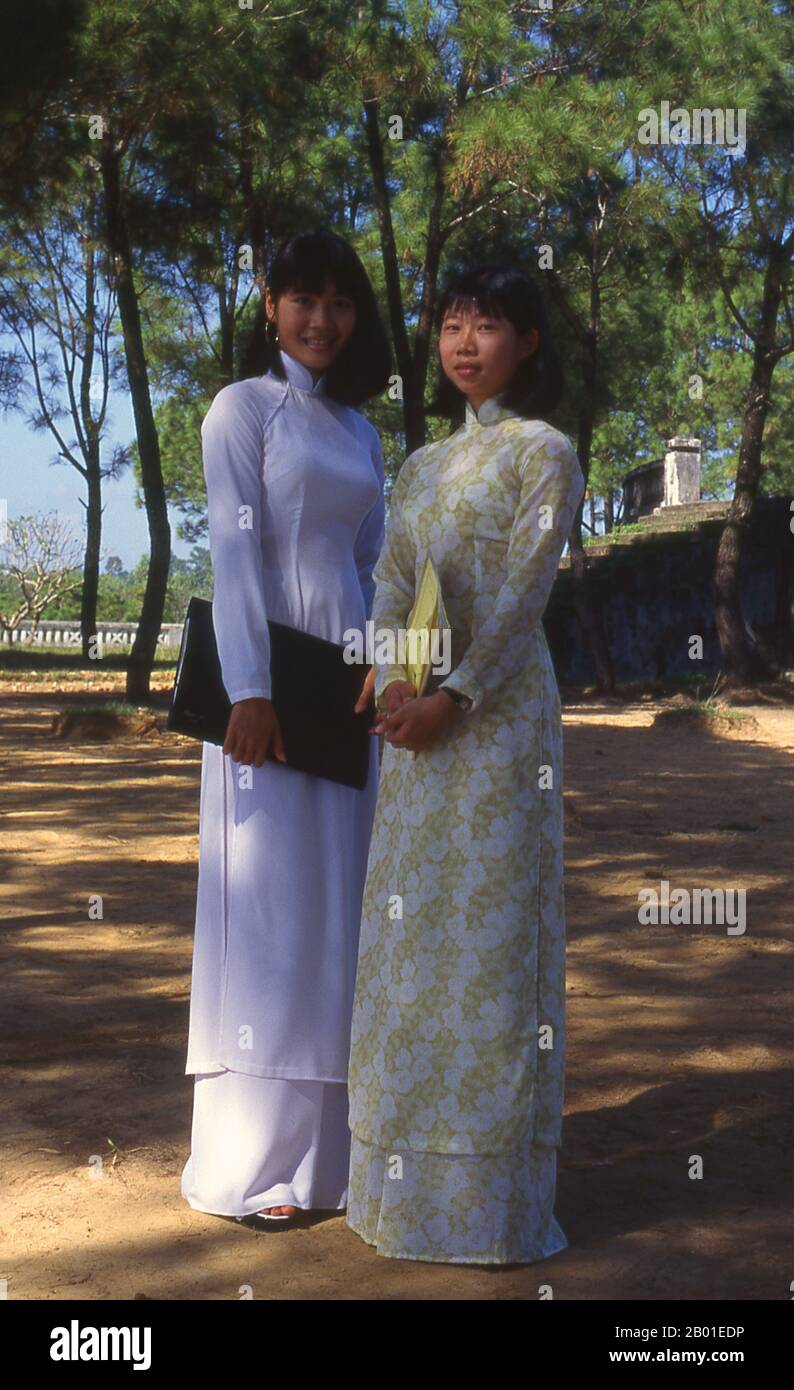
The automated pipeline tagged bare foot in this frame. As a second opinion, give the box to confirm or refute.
[257,1204,298,1217]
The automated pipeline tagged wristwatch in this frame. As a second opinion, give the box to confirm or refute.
[439,685,473,712]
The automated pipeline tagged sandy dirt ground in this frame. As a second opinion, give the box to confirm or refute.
[1,669,792,1301]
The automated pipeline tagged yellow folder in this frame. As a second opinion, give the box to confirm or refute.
[404,552,450,697]
[375,554,450,761]
[402,552,449,761]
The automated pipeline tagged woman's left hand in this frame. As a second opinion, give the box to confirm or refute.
[373,691,464,752]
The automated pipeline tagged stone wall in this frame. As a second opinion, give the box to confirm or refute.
[544,496,794,684]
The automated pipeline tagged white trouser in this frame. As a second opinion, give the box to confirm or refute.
[181,1068,351,1216]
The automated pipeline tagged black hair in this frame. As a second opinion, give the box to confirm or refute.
[238,226,392,407]
[427,262,564,427]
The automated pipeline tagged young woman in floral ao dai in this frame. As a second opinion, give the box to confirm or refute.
[348,264,585,1264]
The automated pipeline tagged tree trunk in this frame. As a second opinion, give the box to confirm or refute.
[570,318,615,693]
[406,141,448,452]
[100,129,170,704]
[544,264,615,692]
[218,242,237,387]
[78,209,101,658]
[362,83,422,449]
[238,104,268,284]
[80,456,102,658]
[713,248,784,687]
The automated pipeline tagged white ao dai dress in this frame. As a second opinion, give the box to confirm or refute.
[181,347,384,1216]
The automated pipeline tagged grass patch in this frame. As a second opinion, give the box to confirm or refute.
[583,523,645,545]
[65,701,147,718]
[0,648,176,673]
[659,700,753,726]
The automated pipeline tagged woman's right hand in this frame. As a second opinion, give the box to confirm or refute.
[354,669,416,729]
[377,680,416,718]
[223,697,286,768]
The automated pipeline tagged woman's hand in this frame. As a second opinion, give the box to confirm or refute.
[223,697,286,767]
[374,690,464,752]
[354,669,415,730]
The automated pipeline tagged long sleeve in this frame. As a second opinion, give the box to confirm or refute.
[353,429,386,622]
[370,449,423,702]
[438,428,585,712]
[202,382,272,703]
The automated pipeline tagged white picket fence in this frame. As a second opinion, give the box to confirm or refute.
[1,620,184,650]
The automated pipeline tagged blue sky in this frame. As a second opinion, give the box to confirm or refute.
[0,386,196,572]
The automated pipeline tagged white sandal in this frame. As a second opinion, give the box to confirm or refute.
[234,1208,298,1229]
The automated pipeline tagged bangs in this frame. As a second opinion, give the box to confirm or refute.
[442,292,507,322]
[272,237,362,304]
[283,263,359,300]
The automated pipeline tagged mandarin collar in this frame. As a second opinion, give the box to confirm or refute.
[276,347,327,395]
[464,390,518,428]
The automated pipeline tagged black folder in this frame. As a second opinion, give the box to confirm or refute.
[166,596,376,789]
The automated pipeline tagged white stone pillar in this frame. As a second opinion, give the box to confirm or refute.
[663,436,701,506]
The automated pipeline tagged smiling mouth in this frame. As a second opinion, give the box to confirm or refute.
[303,337,337,349]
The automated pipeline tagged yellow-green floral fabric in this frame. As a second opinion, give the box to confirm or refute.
[346,393,585,1262]
[346,1130,568,1266]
